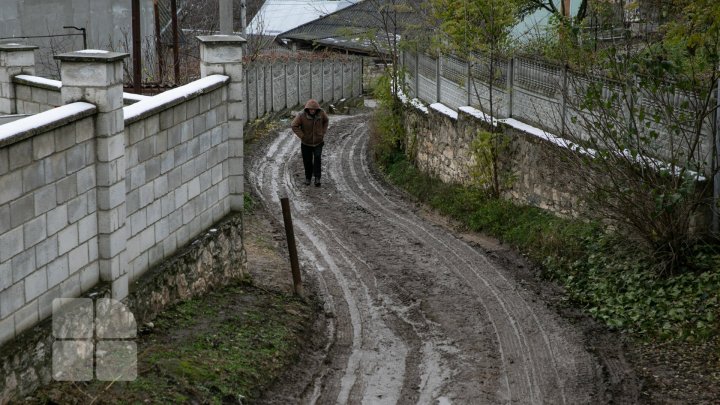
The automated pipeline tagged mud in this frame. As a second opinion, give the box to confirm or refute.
[248,114,640,404]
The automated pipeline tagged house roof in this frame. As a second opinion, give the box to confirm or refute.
[277,0,418,55]
[248,0,358,36]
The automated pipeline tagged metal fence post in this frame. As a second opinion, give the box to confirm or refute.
[467,60,472,106]
[561,64,568,135]
[415,52,420,98]
[506,56,514,118]
[436,55,442,103]
[296,60,301,106]
[284,62,289,109]
[713,80,720,234]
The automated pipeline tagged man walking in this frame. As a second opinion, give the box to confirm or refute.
[291,99,329,186]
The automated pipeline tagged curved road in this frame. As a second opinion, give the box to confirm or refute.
[248,114,609,404]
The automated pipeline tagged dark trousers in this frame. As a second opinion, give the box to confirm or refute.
[301,143,324,180]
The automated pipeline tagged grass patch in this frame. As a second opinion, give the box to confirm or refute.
[30,282,315,404]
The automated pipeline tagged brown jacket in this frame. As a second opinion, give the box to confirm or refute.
[291,99,329,146]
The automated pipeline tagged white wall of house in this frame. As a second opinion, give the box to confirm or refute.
[0,0,155,78]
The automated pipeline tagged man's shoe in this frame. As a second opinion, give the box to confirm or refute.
[314,180,321,187]
[304,178,311,186]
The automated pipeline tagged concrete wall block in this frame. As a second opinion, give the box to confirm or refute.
[145,116,160,139]
[10,194,34,228]
[181,121,194,143]
[159,191,174,217]
[11,247,34,284]
[111,273,128,300]
[228,120,243,141]
[228,84,243,103]
[228,157,243,177]
[96,203,125,235]
[195,153,208,175]
[0,225,23,262]
[167,167,181,190]
[56,174,79,204]
[126,189,140,215]
[68,243,90,270]
[187,177,201,200]
[199,131,211,152]
[153,174,168,198]
[210,127,223,147]
[16,84,31,101]
[65,144,87,174]
[173,143,188,166]
[146,200,162,225]
[36,234,58,268]
[0,281,24,318]
[47,90,61,107]
[229,138,243,158]
[199,171,212,193]
[181,160,195,183]
[186,97,200,117]
[88,236,98,263]
[95,109,123,138]
[0,148,8,175]
[229,176,243,195]
[0,98,11,115]
[129,209,146,236]
[57,223,79,256]
[200,64,225,78]
[148,244,164,268]
[24,101,40,114]
[174,184,188,211]
[24,268,47,301]
[0,316,15,345]
[23,215,46,248]
[0,204,8,235]
[182,200,195,225]
[218,179,229,199]
[14,300,38,336]
[188,138,200,158]
[193,115,208,135]
[76,166,96,194]
[125,235,140,263]
[80,262,99,293]
[128,164,146,191]
[34,184,57,216]
[137,137,156,163]
[39,285,61,320]
[168,125,182,148]
[0,261,10,291]
[9,140,31,170]
[46,205,68,236]
[67,193,89,223]
[138,182,154,208]
[5,50,35,67]
[224,64,244,82]
[139,225,155,250]
[33,132,55,160]
[96,134,125,162]
[145,157,160,184]
[43,152,66,184]
[162,233,177,257]
[154,217,169,243]
[173,103,187,124]
[156,130,168,154]
[31,87,48,104]
[211,164,223,186]
[128,122,145,146]
[55,123,78,152]
[59,271,81,300]
[22,161,45,193]
[206,108,217,129]
[159,109,174,130]
[97,181,126,210]
[60,62,118,87]
[78,213,97,244]
[98,225,127,260]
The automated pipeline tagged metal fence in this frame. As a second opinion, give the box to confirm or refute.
[402,50,718,168]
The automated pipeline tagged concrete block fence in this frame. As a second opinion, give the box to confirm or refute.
[0,35,246,349]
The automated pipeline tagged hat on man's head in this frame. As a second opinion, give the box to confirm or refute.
[304,99,321,110]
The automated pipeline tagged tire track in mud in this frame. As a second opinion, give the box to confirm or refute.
[248,115,606,404]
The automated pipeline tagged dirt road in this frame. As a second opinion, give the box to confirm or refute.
[248,114,629,404]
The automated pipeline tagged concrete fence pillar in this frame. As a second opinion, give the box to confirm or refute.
[198,35,246,211]
[55,50,129,300]
[0,43,37,114]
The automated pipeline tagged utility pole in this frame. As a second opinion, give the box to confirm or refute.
[220,0,233,34]
[241,0,247,37]
[132,0,142,93]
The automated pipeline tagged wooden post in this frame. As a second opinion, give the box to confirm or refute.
[280,198,303,296]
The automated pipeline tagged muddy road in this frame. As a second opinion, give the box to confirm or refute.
[248,114,631,404]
